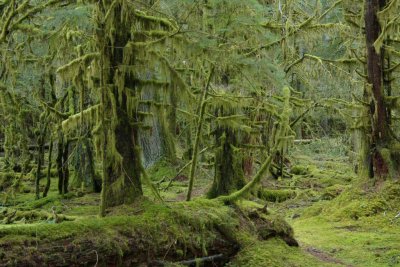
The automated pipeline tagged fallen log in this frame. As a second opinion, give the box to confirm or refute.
[0,199,297,266]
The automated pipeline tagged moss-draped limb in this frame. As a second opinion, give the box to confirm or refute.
[134,10,178,30]
[248,13,316,56]
[285,54,358,73]
[61,104,100,134]
[217,142,279,203]
[0,0,17,42]
[137,150,164,204]
[0,0,66,43]
[39,98,69,119]
[56,53,100,75]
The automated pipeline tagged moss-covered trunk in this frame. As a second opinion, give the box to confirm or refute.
[102,103,142,208]
[208,127,246,198]
[364,0,395,179]
[35,121,48,199]
[43,138,53,198]
[97,2,143,213]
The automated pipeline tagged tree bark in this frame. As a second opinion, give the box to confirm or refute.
[364,0,390,178]
[97,2,143,214]
[35,122,48,199]
[57,133,69,196]
[208,127,246,198]
[43,138,53,198]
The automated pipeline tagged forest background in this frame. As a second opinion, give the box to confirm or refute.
[1,0,400,266]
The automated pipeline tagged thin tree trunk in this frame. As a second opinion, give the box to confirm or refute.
[43,138,53,198]
[35,123,48,199]
[57,133,69,196]
[61,140,69,195]
[57,134,63,195]
[186,67,214,201]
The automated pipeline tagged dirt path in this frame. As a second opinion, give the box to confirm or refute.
[303,245,353,267]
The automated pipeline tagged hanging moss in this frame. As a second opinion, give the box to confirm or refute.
[218,87,294,203]
[94,0,185,212]
[61,104,100,135]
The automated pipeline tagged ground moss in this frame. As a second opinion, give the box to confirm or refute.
[320,184,347,200]
[259,189,296,202]
[292,216,400,267]
[0,172,17,190]
[147,159,177,182]
[228,238,335,267]
[0,197,304,266]
[290,164,310,175]
[0,199,237,265]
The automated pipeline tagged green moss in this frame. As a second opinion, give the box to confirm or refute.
[293,188,319,202]
[290,164,310,175]
[292,216,400,267]
[236,199,264,210]
[16,193,75,210]
[300,202,324,218]
[317,184,398,221]
[0,200,209,265]
[147,159,177,182]
[229,238,335,267]
[320,184,347,200]
[0,197,303,265]
[0,172,17,190]
[259,189,296,202]
[260,214,295,239]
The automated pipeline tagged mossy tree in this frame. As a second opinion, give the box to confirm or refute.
[88,0,187,213]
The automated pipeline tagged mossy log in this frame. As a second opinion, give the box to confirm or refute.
[0,200,297,266]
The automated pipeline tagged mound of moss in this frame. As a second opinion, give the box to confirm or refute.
[299,181,400,221]
[259,189,296,203]
[0,198,299,266]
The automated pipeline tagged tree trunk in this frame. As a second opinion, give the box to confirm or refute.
[35,123,48,199]
[43,138,53,198]
[364,0,391,178]
[97,2,143,214]
[57,133,69,196]
[85,138,101,193]
[208,128,246,198]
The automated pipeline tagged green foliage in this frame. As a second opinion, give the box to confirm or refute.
[1,0,400,265]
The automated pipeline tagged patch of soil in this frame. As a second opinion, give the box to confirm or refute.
[175,175,188,182]
[175,187,207,201]
[305,246,353,266]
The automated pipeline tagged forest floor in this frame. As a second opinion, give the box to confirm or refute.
[0,138,400,266]
[270,138,400,267]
